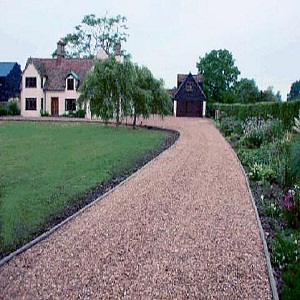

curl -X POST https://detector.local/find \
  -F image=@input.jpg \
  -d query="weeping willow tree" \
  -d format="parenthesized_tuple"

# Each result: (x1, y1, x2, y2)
(79, 57, 172, 128)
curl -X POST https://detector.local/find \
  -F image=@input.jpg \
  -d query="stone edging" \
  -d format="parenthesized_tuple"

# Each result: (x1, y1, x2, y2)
(224, 135, 279, 300)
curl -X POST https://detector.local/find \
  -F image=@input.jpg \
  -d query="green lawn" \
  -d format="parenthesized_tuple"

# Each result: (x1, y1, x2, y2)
(0, 121, 169, 256)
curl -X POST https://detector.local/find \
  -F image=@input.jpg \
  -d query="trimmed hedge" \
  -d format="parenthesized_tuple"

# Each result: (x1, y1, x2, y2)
(211, 100, 300, 128)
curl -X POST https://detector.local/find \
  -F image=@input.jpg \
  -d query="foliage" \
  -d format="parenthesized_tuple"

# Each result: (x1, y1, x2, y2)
(288, 79, 300, 101)
(196, 49, 240, 103)
(272, 230, 299, 270)
(292, 109, 300, 134)
(231, 78, 260, 103)
(215, 116, 243, 137)
(79, 57, 172, 127)
(242, 117, 284, 148)
(261, 86, 282, 102)
(281, 186, 300, 228)
(248, 162, 276, 183)
(0, 122, 169, 256)
(288, 134, 300, 183)
(40, 111, 50, 117)
(6, 100, 20, 116)
(0, 105, 7, 116)
(52, 13, 129, 58)
(75, 109, 86, 118)
(79, 57, 122, 124)
(215, 106, 300, 298)
(211, 100, 300, 129)
(282, 260, 300, 300)
(260, 195, 281, 219)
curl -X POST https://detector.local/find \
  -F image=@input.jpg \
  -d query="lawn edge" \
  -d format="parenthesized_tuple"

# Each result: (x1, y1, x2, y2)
(0, 120, 180, 267)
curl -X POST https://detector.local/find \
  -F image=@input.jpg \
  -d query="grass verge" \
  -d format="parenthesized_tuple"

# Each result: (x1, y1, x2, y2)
(0, 121, 177, 258)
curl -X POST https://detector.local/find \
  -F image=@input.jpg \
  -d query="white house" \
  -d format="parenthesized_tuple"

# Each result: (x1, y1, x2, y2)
(21, 40, 95, 118)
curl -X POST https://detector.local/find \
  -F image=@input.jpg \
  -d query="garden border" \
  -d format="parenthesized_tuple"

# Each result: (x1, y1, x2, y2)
(0, 118, 180, 267)
(224, 136, 279, 300)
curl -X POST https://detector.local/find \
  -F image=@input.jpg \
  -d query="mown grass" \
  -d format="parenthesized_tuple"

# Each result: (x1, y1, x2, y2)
(0, 121, 169, 256)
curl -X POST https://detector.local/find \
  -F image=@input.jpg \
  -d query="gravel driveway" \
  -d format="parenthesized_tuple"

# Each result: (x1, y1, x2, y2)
(0, 116, 271, 299)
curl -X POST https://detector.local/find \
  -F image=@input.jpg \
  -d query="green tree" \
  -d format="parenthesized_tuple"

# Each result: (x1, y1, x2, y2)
(288, 79, 300, 101)
(79, 57, 119, 124)
(53, 14, 128, 58)
(79, 58, 172, 128)
(196, 49, 240, 103)
(232, 78, 260, 103)
(261, 86, 282, 102)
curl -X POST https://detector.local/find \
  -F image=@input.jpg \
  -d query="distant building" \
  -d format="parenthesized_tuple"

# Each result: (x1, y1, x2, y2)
(0, 62, 22, 102)
(172, 73, 207, 117)
(21, 40, 94, 117)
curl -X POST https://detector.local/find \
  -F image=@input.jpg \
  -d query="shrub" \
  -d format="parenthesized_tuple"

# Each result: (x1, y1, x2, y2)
(281, 185, 300, 228)
(216, 116, 243, 137)
(211, 100, 300, 129)
(6, 101, 20, 116)
(272, 230, 299, 270)
(289, 134, 300, 183)
(75, 109, 85, 118)
(242, 117, 284, 148)
(248, 162, 276, 183)
(282, 260, 300, 300)
(0, 105, 7, 116)
(40, 111, 50, 117)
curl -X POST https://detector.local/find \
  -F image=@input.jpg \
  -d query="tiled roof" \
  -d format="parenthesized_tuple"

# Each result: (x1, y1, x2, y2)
(177, 74, 204, 86)
(173, 73, 206, 101)
(0, 62, 17, 77)
(25, 58, 94, 91)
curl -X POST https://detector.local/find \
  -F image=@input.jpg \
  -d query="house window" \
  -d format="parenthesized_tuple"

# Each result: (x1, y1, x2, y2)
(25, 98, 37, 110)
(186, 82, 193, 92)
(41, 98, 44, 111)
(25, 77, 37, 88)
(65, 99, 76, 111)
(67, 78, 74, 90)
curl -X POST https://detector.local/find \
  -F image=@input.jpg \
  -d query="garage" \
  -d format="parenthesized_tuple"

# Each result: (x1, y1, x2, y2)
(173, 73, 207, 117)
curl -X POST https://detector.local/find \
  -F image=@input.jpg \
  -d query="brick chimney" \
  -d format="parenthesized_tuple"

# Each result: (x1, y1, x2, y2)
(114, 41, 121, 62)
(56, 39, 66, 65)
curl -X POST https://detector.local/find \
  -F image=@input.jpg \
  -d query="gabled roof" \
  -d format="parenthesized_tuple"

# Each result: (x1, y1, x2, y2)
(173, 72, 206, 101)
(24, 58, 94, 91)
(177, 73, 204, 87)
(0, 62, 18, 77)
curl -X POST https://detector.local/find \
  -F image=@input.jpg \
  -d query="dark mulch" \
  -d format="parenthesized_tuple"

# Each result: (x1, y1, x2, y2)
(0, 126, 180, 260)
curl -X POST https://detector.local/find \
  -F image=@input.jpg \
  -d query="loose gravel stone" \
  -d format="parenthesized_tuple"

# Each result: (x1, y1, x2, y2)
(0, 116, 272, 299)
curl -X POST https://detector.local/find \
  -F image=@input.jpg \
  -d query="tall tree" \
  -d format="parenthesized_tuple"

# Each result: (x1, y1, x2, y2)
(196, 49, 240, 102)
(53, 14, 128, 58)
(260, 86, 282, 102)
(79, 58, 172, 128)
(79, 57, 120, 124)
(288, 79, 300, 101)
(231, 78, 260, 103)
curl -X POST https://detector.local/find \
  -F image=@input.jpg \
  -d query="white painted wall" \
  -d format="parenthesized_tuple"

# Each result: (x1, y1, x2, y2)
(173, 100, 177, 116)
(202, 101, 206, 117)
(21, 63, 44, 117)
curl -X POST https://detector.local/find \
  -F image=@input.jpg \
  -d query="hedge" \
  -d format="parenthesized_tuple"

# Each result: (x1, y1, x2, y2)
(210, 100, 300, 128)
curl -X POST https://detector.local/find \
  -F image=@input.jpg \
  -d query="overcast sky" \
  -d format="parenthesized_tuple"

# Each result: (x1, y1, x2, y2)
(1, 0, 300, 100)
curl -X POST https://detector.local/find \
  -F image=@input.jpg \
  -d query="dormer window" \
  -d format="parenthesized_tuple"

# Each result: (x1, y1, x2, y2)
(25, 77, 37, 88)
(67, 77, 74, 90)
(186, 81, 193, 92)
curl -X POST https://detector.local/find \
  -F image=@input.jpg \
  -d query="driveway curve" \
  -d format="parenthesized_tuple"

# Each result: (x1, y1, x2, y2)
(0, 116, 271, 299)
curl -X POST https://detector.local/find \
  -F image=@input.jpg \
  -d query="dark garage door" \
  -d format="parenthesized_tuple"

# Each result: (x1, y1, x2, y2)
(177, 100, 202, 117)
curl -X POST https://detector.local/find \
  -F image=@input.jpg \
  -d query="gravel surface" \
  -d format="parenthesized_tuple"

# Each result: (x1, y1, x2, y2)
(0, 116, 272, 299)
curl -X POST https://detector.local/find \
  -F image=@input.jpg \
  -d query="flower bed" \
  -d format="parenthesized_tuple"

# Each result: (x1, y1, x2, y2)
(216, 113, 300, 299)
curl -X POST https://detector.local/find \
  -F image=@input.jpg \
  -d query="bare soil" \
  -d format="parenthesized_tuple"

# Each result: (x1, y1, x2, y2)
(0, 116, 272, 299)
